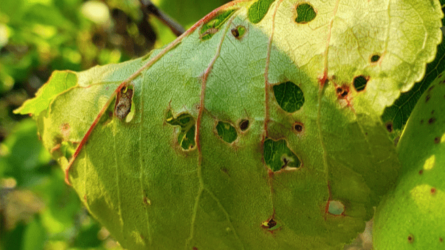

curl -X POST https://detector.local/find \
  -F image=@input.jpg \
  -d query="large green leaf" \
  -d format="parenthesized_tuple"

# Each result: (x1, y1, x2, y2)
(374, 71, 445, 250)
(16, 0, 443, 249)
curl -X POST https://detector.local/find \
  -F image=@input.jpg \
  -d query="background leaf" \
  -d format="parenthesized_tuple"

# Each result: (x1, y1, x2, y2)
(374, 71, 445, 250)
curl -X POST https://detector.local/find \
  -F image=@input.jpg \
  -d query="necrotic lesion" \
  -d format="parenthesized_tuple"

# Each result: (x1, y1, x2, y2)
(114, 87, 133, 120)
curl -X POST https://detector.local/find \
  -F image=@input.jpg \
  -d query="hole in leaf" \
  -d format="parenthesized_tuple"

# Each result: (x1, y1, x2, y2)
(231, 25, 246, 39)
(328, 200, 345, 215)
(115, 86, 134, 120)
(216, 121, 237, 144)
(336, 86, 349, 98)
(200, 9, 236, 40)
(166, 110, 196, 150)
(370, 54, 381, 63)
(248, 0, 276, 24)
(273, 81, 304, 113)
(293, 122, 304, 133)
(263, 138, 301, 171)
(261, 218, 280, 231)
(295, 3, 316, 24)
(353, 76, 368, 92)
(239, 119, 250, 131)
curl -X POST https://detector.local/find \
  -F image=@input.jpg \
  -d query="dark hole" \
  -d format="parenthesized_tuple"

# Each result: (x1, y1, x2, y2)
(431, 188, 437, 194)
(268, 219, 277, 228)
(294, 123, 303, 132)
(239, 119, 250, 131)
(231, 28, 239, 37)
(435, 137, 440, 144)
(336, 87, 343, 94)
(386, 123, 393, 132)
(336, 86, 348, 97)
(353, 75, 368, 92)
(371, 54, 381, 63)
(408, 235, 414, 243)
(419, 169, 423, 175)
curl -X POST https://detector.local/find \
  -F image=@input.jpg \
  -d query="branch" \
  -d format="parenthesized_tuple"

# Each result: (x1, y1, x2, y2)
(139, 0, 185, 37)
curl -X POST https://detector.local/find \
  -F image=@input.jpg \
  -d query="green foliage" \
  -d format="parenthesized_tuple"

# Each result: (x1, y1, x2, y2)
(272, 81, 304, 113)
(295, 3, 316, 24)
(3, 0, 445, 249)
(374, 71, 445, 250)
(216, 121, 237, 144)
(248, 0, 276, 24)
(16, 0, 445, 249)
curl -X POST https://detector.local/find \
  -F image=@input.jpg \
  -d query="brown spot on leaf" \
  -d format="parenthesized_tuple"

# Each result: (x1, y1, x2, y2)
(231, 28, 239, 38)
(239, 119, 250, 131)
(435, 137, 440, 144)
(426, 95, 431, 102)
(427, 86, 435, 92)
(429, 118, 436, 124)
(193, 247, 198, 250)
(262, 218, 277, 230)
(420, 119, 424, 124)
(386, 123, 393, 133)
(336, 85, 349, 98)
(84, 194, 87, 203)
(440, 237, 443, 242)
(419, 169, 423, 175)
(293, 122, 304, 133)
(408, 234, 414, 243)
(431, 188, 437, 195)
(114, 87, 134, 120)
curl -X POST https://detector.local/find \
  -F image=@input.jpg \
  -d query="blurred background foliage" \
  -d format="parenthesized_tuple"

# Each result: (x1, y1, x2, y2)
(0, 0, 228, 249)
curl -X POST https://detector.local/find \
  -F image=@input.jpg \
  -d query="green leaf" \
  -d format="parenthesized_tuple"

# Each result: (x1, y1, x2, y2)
(14, 71, 77, 116)
(248, 0, 276, 23)
(295, 3, 316, 24)
(374, 71, 445, 250)
(0, 119, 51, 187)
(18, 0, 444, 249)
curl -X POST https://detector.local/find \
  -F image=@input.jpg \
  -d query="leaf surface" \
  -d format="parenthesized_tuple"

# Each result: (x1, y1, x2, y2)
(374, 70, 445, 250)
(17, 0, 444, 249)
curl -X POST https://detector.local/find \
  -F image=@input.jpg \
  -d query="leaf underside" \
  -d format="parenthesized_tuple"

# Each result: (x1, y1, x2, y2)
(17, 0, 444, 249)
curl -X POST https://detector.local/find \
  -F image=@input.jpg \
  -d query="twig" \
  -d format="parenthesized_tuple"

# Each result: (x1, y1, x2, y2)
(139, 0, 185, 37)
